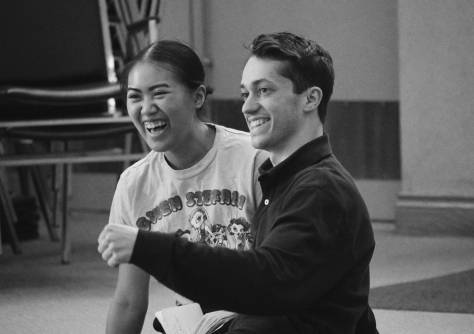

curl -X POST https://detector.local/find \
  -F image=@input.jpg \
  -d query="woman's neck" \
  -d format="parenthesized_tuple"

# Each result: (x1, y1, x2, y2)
(165, 122, 216, 170)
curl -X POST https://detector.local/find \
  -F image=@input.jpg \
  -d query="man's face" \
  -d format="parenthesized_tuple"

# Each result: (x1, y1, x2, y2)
(240, 56, 306, 163)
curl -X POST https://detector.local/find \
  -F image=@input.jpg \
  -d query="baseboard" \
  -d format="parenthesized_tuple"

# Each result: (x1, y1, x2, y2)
(355, 180, 400, 222)
(395, 195, 474, 236)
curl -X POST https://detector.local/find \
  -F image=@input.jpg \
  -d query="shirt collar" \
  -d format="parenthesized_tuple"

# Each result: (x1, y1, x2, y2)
(258, 133, 333, 184)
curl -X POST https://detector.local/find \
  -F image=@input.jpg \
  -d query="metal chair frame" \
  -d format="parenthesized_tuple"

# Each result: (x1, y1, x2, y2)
(0, 0, 152, 262)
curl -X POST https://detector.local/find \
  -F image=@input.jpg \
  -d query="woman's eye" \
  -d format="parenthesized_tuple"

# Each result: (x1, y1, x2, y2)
(241, 92, 249, 100)
(259, 88, 269, 94)
(127, 94, 139, 100)
(154, 91, 166, 97)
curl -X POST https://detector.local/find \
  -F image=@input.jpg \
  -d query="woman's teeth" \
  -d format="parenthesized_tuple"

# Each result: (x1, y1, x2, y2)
(144, 121, 167, 133)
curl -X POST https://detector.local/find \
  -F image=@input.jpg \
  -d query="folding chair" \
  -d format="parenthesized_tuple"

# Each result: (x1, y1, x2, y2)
(0, 0, 151, 263)
(111, 0, 161, 62)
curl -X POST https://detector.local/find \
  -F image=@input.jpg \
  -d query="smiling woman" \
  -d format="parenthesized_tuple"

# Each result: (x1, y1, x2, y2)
(103, 40, 267, 334)
(120, 41, 213, 169)
(125, 61, 209, 169)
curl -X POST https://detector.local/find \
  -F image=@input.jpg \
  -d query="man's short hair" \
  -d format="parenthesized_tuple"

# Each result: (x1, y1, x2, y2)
(247, 32, 335, 124)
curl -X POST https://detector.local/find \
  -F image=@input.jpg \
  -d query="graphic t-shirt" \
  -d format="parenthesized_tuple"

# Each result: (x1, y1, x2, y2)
(109, 124, 266, 304)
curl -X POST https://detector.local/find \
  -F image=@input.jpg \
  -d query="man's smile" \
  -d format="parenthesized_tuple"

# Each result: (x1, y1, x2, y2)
(248, 117, 270, 130)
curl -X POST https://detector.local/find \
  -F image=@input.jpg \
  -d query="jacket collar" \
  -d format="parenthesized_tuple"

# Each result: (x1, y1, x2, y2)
(258, 133, 333, 184)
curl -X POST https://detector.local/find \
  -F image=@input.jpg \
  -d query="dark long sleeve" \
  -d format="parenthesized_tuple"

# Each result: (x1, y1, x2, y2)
(131, 185, 373, 316)
(130, 134, 378, 333)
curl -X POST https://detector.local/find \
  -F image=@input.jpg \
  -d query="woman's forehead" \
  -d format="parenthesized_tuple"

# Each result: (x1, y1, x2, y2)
(128, 61, 182, 86)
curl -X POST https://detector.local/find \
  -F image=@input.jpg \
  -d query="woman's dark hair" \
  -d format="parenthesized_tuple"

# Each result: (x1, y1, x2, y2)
(247, 32, 334, 124)
(120, 40, 212, 109)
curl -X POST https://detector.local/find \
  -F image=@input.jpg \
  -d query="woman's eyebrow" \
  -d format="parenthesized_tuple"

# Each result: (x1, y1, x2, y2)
(148, 83, 170, 91)
(127, 83, 170, 92)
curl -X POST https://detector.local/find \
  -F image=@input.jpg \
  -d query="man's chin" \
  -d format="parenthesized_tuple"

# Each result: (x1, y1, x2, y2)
(250, 136, 268, 150)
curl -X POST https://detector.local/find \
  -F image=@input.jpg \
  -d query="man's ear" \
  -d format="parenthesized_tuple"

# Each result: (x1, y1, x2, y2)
(303, 86, 323, 113)
(194, 85, 207, 109)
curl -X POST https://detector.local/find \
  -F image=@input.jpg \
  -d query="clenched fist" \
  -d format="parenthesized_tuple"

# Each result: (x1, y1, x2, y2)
(98, 224, 139, 267)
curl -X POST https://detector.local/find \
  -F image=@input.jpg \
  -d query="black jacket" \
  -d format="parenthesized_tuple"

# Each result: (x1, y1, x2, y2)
(131, 134, 378, 333)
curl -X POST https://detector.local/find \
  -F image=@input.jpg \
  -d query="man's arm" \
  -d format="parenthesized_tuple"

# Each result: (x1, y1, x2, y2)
(106, 264, 150, 334)
(98, 187, 373, 317)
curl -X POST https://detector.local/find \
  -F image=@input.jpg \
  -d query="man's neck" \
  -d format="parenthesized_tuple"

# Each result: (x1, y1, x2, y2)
(269, 126, 324, 166)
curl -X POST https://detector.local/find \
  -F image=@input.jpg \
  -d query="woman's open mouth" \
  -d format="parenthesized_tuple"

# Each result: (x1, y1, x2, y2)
(144, 121, 167, 134)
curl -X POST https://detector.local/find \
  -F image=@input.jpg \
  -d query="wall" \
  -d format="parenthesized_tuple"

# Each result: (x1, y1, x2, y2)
(155, 0, 190, 43)
(398, 0, 474, 198)
(207, 0, 398, 100)
(396, 0, 474, 235)
(157, 0, 399, 99)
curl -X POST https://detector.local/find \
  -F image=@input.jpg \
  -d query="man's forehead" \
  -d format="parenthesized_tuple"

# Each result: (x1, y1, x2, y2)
(241, 57, 285, 87)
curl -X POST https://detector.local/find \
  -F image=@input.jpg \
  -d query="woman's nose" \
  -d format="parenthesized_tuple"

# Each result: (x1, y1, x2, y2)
(141, 98, 158, 115)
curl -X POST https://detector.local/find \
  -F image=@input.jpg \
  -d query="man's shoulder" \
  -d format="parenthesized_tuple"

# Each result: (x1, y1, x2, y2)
(291, 156, 372, 240)
(293, 155, 360, 202)
(297, 154, 348, 180)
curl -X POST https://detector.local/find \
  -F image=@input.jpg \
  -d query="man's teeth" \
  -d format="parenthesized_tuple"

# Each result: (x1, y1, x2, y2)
(144, 121, 167, 130)
(249, 119, 269, 128)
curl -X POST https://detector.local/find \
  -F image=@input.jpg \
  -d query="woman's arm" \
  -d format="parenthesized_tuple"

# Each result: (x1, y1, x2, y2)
(106, 264, 150, 334)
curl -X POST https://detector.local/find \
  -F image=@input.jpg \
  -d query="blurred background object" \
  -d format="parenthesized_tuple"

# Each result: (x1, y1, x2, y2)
(0, 0, 161, 262)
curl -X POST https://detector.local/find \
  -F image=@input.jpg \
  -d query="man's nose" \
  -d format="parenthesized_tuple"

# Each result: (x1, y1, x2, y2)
(242, 95, 259, 115)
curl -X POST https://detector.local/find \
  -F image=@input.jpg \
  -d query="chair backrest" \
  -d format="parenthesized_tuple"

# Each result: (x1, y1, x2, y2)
(0, 0, 117, 120)
(0, 0, 116, 87)
(111, 0, 160, 63)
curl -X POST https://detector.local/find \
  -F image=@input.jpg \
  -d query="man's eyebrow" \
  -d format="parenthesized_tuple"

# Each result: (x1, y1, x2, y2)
(240, 79, 271, 89)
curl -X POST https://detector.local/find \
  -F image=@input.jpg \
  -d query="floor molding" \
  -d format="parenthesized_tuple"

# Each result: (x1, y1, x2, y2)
(395, 195, 474, 236)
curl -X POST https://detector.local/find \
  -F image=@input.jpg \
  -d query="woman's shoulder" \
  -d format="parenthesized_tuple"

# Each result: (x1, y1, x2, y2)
(119, 150, 161, 181)
(212, 123, 268, 163)
(215, 123, 249, 136)
(212, 123, 252, 147)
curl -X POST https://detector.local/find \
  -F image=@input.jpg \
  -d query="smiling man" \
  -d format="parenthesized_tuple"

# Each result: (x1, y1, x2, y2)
(99, 32, 378, 334)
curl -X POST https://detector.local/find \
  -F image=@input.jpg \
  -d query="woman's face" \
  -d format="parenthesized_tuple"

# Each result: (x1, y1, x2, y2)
(126, 61, 198, 153)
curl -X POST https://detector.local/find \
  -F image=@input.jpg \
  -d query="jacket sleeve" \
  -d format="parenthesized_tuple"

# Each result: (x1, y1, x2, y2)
(130, 185, 370, 316)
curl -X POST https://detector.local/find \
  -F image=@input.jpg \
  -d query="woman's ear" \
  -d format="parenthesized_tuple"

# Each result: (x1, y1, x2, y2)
(194, 85, 207, 109)
(303, 86, 323, 113)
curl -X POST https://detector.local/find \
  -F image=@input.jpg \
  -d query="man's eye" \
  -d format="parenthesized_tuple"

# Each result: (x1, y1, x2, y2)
(259, 88, 269, 94)
(241, 92, 249, 100)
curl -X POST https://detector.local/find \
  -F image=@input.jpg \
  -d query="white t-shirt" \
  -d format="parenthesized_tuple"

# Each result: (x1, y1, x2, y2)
(109, 123, 266, 251)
